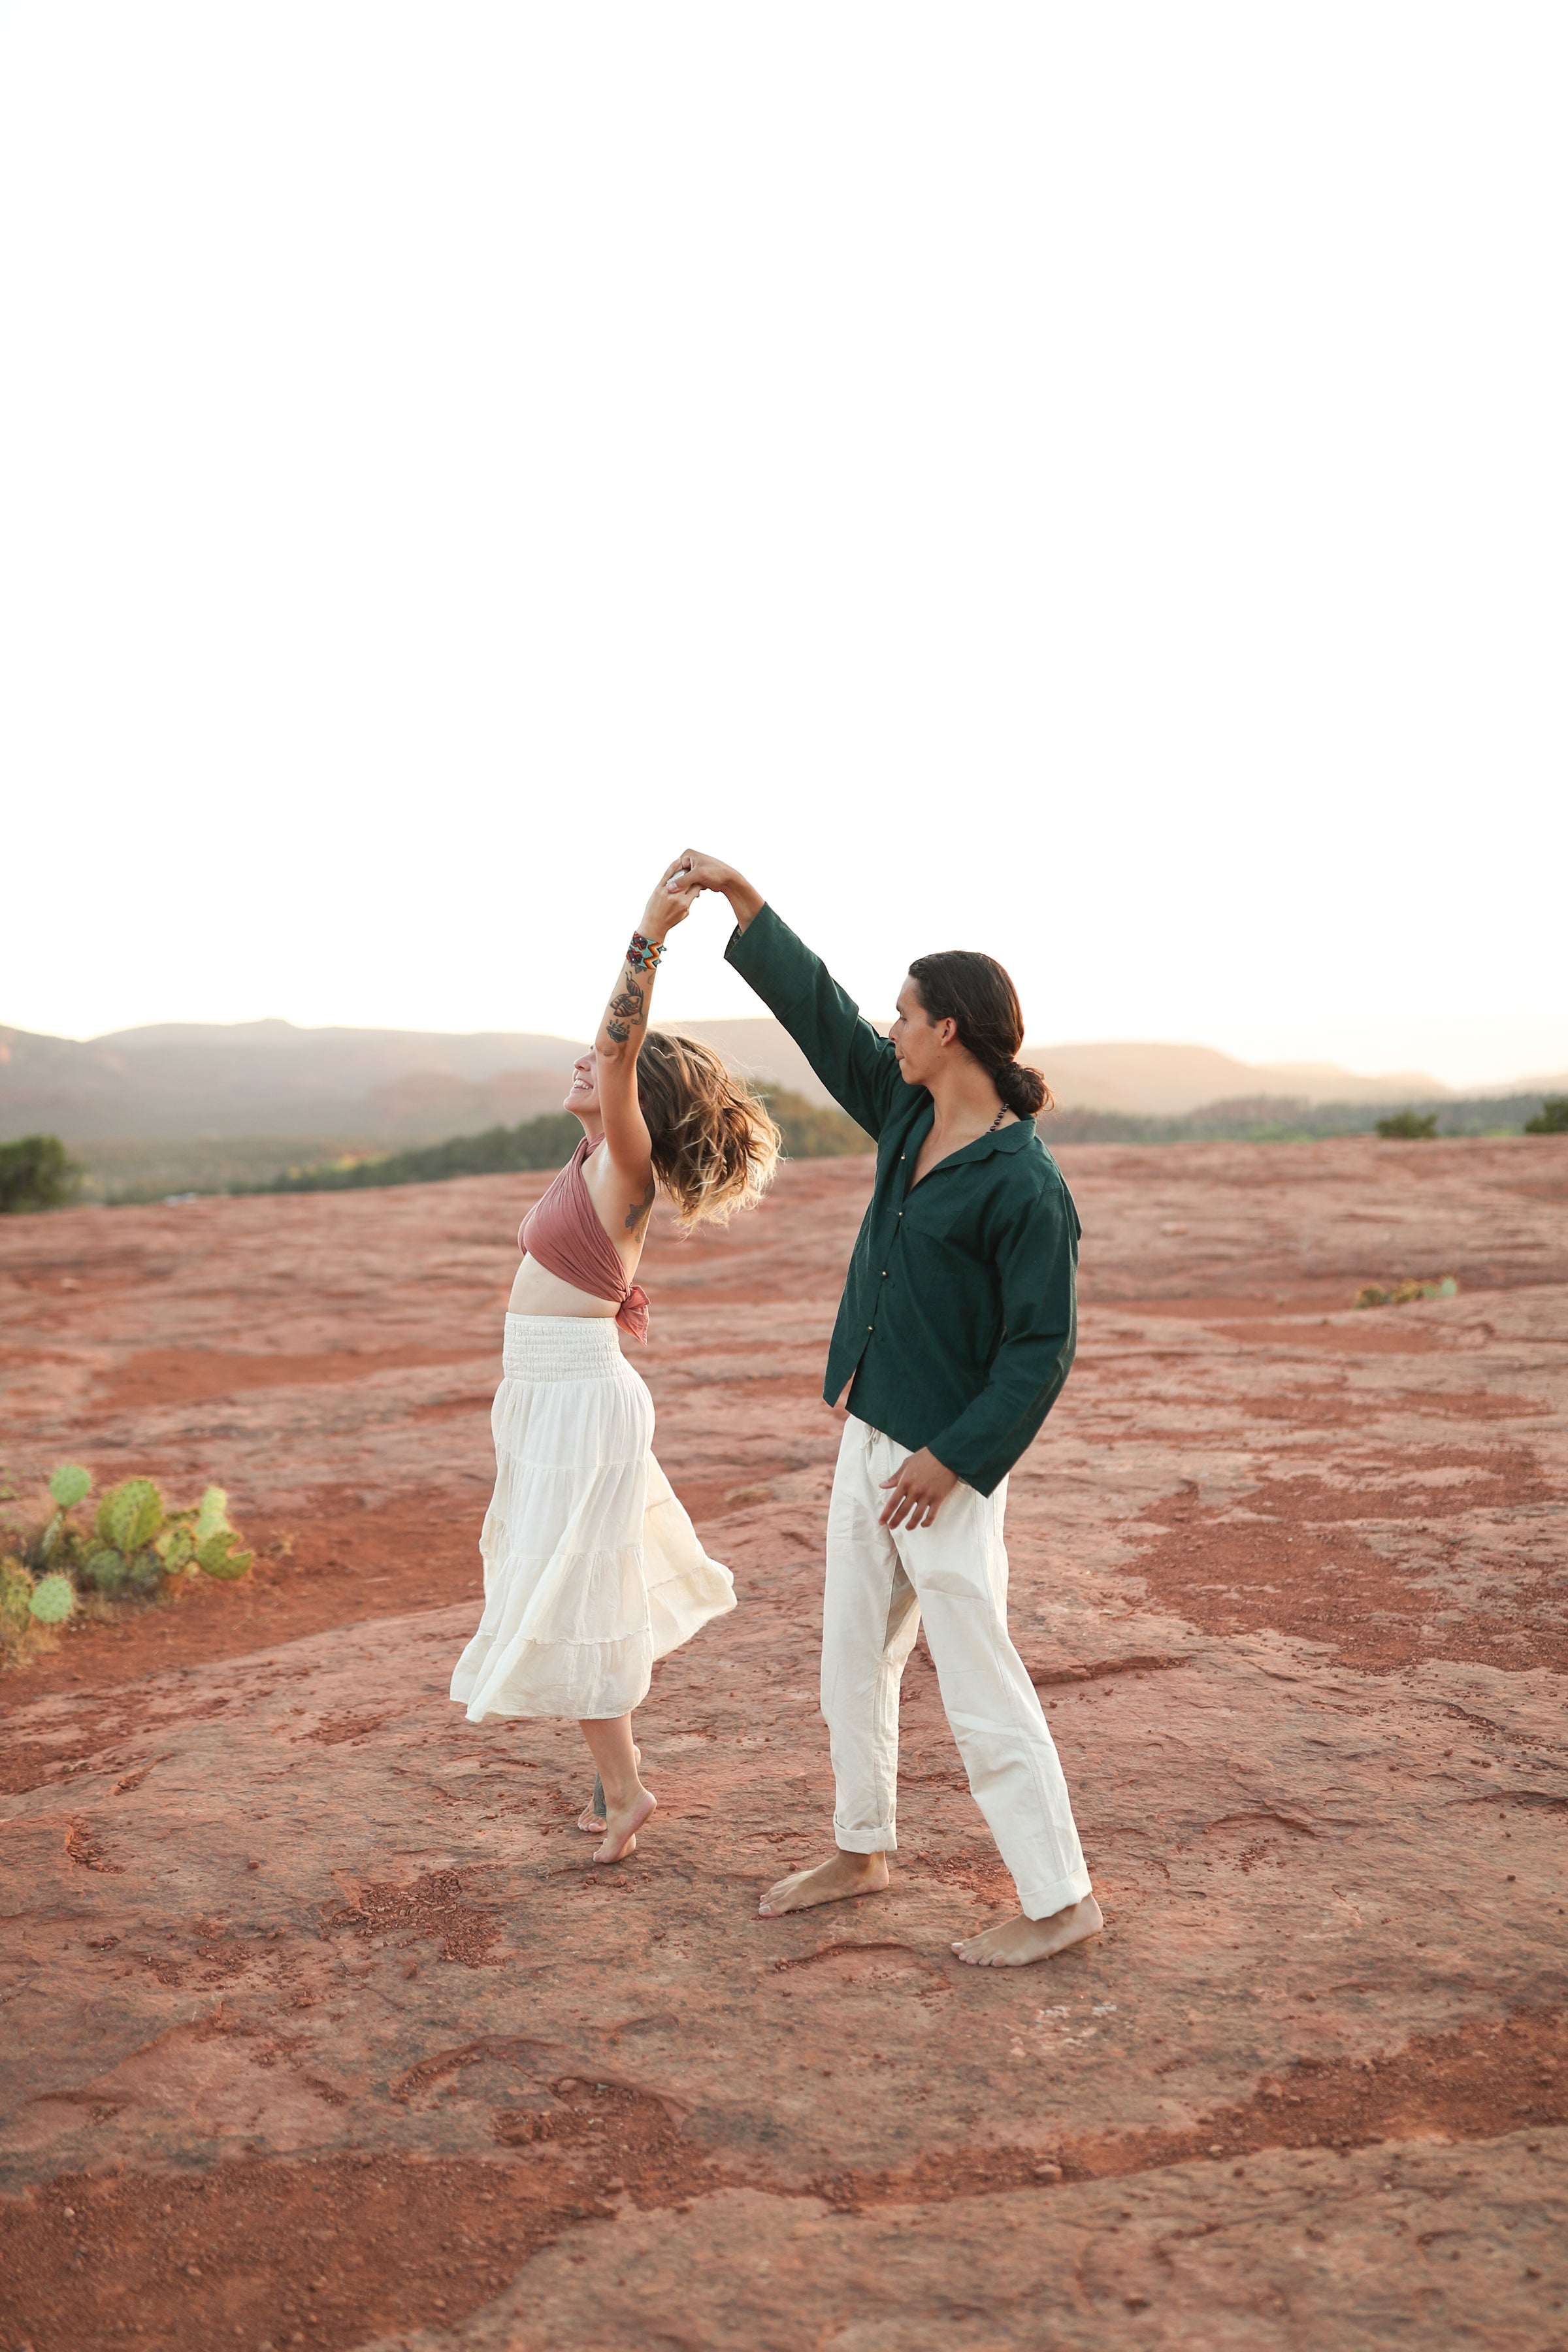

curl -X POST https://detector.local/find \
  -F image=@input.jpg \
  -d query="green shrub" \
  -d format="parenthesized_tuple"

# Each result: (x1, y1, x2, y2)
(1524, 1094, 1568, 1135)
(0, 1558, 35, 1632)
(1355, 1275, 1458, 1309)
(257, 1114, 583, 1194)
(235, 1085, 875, 1196)
(0, 1135, 82, 1214)
(1375, 1109, 1439, 1141)
(762, 1088, 874, 1159)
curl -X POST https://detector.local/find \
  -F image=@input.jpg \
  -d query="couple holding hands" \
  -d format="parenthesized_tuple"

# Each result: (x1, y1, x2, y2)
(449, 853, 1100, 1968)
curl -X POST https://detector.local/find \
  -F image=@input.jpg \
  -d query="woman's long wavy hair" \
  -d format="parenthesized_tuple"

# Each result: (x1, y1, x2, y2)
(635, 1030, 781, 1227)
(906, 951, 1054, 1119)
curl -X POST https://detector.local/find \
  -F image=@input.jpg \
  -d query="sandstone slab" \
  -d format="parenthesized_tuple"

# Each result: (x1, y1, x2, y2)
(2, 1141, 1565, 2349)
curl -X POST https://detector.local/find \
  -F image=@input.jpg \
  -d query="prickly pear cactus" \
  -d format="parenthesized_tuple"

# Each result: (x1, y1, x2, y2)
(84, 1549, 131, 1593)
(49, 1463, 91, 1511)
(97, 1477, 164, 1557)
(29, 1572, 76, 1625)
(157, 1527, 197, 1574)
(129, 1551, 164, 1596)
(196, 1529, 253, 1580)
(195, 1486, 231, 1544)
(1, 1558, 35, 1631)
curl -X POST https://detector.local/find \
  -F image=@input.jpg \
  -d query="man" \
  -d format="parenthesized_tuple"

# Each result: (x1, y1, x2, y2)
(670, 851, 1100, 1967)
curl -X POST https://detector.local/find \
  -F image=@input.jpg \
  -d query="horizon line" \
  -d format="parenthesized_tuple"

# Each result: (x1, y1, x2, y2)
(4, 1010, 1566, 1100)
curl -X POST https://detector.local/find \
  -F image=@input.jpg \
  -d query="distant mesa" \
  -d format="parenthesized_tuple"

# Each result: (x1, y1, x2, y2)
(2, 1015, 1564, 1152)
(0, 1019, 585, 1145)
(674, 1022, 1567, 1120)
(1020, 1041, 1455, 1119)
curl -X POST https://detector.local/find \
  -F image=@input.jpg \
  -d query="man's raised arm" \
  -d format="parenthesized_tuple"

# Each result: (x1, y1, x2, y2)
(668, 850, 904, 1140)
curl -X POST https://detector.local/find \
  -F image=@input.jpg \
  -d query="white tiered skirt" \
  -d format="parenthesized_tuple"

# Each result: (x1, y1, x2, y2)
(449, 1315, 735, 1722)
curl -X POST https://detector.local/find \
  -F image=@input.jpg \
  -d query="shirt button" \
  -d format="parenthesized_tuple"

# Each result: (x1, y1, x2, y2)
(868, 1324, 874, 1331)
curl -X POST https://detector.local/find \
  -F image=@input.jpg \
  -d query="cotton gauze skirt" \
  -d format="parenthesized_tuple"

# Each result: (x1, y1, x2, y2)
(449, 1315, 736, 1722)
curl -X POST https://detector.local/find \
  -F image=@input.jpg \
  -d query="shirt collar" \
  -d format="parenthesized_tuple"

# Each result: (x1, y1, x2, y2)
(969, 1114, 1037, 1161)
(903, 1106, 1037, 1177)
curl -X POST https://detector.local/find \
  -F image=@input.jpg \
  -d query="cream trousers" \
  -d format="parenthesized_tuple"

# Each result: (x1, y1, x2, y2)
(823, 1416, 1092, 1922)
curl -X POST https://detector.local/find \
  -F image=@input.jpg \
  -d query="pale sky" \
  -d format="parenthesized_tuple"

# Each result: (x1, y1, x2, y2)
(3, 5, 1565, 1088)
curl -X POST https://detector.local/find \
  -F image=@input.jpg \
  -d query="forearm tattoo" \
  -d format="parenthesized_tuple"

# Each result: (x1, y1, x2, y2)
(625, 1178, 656, 1233)
(602, 963, 647, 1049)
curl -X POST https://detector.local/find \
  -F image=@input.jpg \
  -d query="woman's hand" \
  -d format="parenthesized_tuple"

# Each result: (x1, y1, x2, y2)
(641, 858, 702, 944)
(662, 850, 764, 932)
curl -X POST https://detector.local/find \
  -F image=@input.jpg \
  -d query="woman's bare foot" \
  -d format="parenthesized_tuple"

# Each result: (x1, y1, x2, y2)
(580, 1748, 641, 1832)
(951, 1893, 1103, 1967)
(759, 1850, 889, 1917)
(595, 1787, 656, 1865)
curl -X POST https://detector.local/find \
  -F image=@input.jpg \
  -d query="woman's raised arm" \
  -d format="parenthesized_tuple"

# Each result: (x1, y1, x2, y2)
(592, 860, 702, 1183)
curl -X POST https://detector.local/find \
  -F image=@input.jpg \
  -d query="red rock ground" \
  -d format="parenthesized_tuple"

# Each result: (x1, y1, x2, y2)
(1, 1138, 1565, 2351)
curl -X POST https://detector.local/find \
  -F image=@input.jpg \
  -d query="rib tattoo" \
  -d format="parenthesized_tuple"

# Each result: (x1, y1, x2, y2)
(625, 1179, 656, 1233)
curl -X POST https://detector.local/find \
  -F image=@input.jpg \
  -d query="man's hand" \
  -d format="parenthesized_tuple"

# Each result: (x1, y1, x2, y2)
(879, 1447, 959, 1531)
(664, 849, 764, 932)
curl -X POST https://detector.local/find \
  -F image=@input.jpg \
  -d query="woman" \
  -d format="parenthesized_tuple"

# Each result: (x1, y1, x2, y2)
(449, 860, 779, 1863)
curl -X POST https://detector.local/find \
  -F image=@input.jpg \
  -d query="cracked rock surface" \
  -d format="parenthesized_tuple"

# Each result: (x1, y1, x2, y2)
(1, 1138, 1565, 2349)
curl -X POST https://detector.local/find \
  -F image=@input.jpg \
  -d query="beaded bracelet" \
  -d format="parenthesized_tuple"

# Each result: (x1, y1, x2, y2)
(626, 930, 666, 973)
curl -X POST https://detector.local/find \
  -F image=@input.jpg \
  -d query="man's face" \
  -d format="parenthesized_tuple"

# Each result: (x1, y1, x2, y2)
(890, 977, 953, 1088)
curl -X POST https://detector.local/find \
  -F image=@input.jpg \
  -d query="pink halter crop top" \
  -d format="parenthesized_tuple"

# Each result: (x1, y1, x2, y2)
(518, 1138, 651, 1341)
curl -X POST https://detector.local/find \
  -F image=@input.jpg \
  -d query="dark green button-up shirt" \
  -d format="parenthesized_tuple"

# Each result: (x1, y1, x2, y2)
(726, 904, 1081, 1496)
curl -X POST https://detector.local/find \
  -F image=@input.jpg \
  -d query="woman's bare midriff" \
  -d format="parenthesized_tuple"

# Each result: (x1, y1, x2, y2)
(507, 1254, 622, 1318)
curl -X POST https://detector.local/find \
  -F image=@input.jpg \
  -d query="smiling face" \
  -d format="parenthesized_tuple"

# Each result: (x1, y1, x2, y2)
(890, 975, 956, 1089)
(564, 1050, 602, 1125)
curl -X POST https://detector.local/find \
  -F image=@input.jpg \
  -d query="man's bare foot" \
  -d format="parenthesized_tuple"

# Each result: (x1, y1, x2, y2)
(951, 1893, 1103, 1967)
(759, 1850, 890, 1917)
(595, 1788, 656, 1865)
(580, 1747, 641, 1833)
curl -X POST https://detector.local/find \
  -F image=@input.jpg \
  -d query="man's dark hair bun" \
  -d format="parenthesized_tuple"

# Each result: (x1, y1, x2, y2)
(996, 1060, 1049, 1118)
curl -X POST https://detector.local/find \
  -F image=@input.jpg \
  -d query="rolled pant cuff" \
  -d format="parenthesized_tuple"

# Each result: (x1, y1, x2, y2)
(1018, 1866, 1093, 1921)
(833, 1818, 896, 1855)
